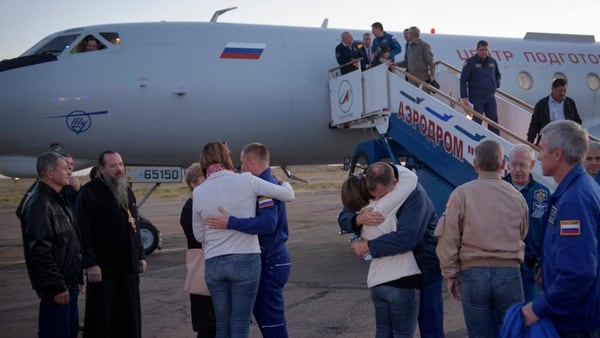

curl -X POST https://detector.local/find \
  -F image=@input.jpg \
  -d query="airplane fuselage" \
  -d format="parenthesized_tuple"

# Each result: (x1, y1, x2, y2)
(1, 22, 599, 177)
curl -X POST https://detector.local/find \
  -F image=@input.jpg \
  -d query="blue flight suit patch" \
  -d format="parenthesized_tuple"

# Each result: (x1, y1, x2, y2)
(533, 189, 548, 202)
(532, 202, 547, 219)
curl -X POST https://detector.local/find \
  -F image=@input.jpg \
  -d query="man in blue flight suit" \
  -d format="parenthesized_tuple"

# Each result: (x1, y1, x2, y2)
(460, 40, 501, 134)
(521, 121, 600, 337)
(335, 31, 362, 75)
(205, 143, 291, 338)
(504, 144, 550, 302)
(371, 22, 402, 62)
(338, 164, 444, 338)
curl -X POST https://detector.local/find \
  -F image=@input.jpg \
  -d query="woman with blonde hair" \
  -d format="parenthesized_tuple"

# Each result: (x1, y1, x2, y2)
(180, 163, 215, 337)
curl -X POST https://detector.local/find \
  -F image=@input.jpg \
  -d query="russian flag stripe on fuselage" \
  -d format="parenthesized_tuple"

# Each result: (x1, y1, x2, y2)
(220, 43, 266, 59)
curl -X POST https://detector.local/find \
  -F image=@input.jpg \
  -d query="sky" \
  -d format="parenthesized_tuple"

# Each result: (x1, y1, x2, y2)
(1, 0, 600, 60)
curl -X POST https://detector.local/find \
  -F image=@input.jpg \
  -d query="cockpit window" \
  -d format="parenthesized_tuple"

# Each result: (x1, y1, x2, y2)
(32, 34, 79, 57)
(100, 32, 120, 45)
(72, 34, 106, 54)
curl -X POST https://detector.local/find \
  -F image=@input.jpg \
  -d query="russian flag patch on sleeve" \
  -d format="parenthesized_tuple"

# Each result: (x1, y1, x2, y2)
(560, 220, 581, 236)
(258, 196, 274, 208)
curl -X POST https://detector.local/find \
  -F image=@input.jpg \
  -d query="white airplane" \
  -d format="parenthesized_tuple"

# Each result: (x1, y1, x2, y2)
(1, 14, 599, 178)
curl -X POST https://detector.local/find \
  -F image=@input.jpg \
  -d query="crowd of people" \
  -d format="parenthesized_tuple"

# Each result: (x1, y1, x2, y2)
(334, 23, 584, 143)
(12, 23, 600, 338)
(17, 143, 296, 338)
(335, 22, 403, 74)
(332, 21, 598, 327)
(339, 120, 600, 338)
(15, 129, 600, 338)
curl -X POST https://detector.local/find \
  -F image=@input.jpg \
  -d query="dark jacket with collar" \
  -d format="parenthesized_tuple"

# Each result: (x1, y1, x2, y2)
(527, 96, 581, 145)
(504, 174, 550, 265)
(460, 54, 501, 98)
(532, 165, 600, 332)
(335, 42, 361, 75)
(19, 181, 82, 295)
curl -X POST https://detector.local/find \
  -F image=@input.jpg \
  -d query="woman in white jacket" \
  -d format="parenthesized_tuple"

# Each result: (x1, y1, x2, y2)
(341, 162, 420, 338)
(192, 142, 294, 338)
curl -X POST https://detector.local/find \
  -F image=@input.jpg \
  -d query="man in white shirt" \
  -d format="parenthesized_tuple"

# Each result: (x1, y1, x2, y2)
(527, 78, 582, 145)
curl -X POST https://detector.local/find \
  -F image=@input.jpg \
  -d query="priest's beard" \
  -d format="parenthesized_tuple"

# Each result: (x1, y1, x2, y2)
(102, 174, 129, 208)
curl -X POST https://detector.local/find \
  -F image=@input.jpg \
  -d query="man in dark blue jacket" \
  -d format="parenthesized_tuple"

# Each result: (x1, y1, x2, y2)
(460, 40, 501, 134)
(504, 144, 550, 302)
(205, 143, 291, 338)
(335, 31, 361, 75)
(338, 168, 444, 338)
(521, 121, 600, 336)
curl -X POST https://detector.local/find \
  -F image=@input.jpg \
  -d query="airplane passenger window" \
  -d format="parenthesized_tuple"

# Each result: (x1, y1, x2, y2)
(100, 32, 120, 45)
(517, 71, 533, 91)
(33, 34, 79, 56)
(552, 72, 567, 82)
(587, 73, 600, 91)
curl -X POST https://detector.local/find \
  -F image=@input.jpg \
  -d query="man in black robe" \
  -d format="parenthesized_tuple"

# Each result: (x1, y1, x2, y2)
(76, 150, 147, 338)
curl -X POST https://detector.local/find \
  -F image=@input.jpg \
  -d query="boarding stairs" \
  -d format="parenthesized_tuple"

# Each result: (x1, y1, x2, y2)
(328, 60, 555, 214)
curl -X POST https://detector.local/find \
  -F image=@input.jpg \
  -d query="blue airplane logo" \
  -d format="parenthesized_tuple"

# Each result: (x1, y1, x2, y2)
(48, 110, 108, 134)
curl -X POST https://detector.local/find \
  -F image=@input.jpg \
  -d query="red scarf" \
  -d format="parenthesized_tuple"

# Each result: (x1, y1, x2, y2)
(206, 163, 227, 177)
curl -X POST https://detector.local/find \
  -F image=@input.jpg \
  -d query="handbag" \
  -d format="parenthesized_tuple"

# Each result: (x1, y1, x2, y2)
(183, 248, 210, 296)
(427, 76, 441, 89)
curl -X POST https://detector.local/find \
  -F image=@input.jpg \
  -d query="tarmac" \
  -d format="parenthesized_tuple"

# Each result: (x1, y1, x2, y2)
(0, 183, 468, 337)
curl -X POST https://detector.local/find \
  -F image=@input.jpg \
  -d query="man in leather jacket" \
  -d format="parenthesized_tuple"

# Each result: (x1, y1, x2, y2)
(18, 152, 82, 338)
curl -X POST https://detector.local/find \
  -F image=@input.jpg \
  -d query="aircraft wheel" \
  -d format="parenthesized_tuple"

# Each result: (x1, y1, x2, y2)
(138, 217, 160, 255)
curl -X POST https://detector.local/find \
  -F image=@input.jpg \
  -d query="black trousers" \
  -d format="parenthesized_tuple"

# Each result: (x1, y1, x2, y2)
(190, 294, 216, 338)
(84, 273, 141, 338)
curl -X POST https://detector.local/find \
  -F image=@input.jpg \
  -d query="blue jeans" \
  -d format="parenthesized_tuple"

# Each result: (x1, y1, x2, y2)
(419, 275, 445, 338)
(370, 285, 419, 338)
(460, 267, 523, 338)
(36, 288, 79, 338)
(254, 251, 290, 338)
(205, 253, 261, 338)
(521, 262, 538, 302)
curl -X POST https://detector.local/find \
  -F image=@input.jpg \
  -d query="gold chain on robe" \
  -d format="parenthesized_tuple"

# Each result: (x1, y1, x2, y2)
(125, 208, 137, 233)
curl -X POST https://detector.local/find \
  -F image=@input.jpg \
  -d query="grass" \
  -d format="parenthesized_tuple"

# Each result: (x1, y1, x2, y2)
(0, 165, 349, 207)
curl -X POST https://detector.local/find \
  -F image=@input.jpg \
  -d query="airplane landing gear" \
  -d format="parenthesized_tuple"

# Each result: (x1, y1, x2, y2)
(138, 216, 160, 255)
